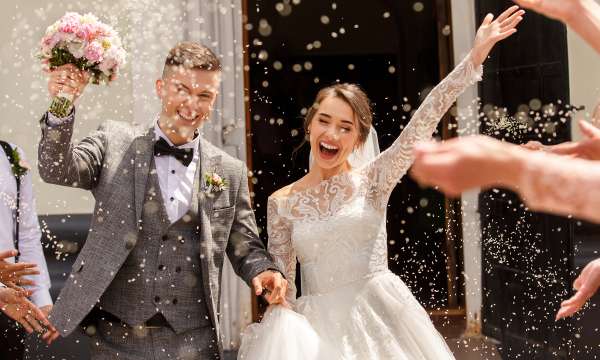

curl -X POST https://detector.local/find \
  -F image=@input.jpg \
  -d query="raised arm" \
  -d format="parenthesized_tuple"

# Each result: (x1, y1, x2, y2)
(39, 64, 103, 189)
(411, 135, 600, 224)
(38, 113, 107, 190)
(364, 6, 523, 206)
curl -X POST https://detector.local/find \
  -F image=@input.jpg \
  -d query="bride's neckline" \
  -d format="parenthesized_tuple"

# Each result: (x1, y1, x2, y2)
(276, 168, 354, 202)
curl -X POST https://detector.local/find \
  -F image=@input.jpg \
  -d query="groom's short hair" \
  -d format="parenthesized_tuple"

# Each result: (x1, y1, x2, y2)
(163, 42, 221, 77)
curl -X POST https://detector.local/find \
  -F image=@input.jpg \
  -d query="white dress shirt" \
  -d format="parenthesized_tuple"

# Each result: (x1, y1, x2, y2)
(153, 121, 200, 223)
(0, 145, 52, 307)
(48, 111, 199, 221)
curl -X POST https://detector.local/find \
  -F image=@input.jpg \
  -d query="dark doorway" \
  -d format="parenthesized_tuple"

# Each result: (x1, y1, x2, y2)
(474, 0, 591, 358)
(245, 0, 462, 311)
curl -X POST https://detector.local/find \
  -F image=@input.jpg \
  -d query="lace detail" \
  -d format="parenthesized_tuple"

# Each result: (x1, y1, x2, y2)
(519, 152, 600, 223)
(267, 54, 483, 303)
(363, 55, 483, 211)
(267, 197, 298, 305)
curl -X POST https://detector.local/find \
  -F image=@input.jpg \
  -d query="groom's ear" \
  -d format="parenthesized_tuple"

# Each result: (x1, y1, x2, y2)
(155, 79, 164, 99)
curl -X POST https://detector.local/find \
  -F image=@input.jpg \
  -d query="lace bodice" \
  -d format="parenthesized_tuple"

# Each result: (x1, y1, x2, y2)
(268, 55, 483, 305)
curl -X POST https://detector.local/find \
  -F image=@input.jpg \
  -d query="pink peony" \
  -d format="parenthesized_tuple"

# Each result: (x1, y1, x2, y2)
(75, 23, 94, 41)
(84, 41, 104, 63)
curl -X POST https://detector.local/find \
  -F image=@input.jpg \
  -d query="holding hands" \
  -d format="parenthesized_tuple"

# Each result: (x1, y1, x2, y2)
(252, 270, 289, 307)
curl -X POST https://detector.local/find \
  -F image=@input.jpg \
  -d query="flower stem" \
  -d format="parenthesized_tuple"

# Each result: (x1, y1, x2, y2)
(48, 94, 73, 118)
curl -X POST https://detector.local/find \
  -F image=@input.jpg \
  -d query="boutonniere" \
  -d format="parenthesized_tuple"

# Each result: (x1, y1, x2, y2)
(204, 172, 227, 193)
(10, 148, 29, 177)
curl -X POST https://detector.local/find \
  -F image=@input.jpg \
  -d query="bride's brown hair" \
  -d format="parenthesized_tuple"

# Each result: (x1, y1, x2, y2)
(304, 83, 373, 146)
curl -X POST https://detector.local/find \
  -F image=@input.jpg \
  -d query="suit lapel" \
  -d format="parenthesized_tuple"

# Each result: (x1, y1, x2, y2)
(134, 127, 155, 225)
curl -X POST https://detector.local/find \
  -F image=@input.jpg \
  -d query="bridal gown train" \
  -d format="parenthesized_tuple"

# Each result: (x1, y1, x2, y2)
(239, 55, 483, 360)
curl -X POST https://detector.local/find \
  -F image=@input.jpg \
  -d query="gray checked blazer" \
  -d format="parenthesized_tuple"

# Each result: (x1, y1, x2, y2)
(38, 112, 277, 355)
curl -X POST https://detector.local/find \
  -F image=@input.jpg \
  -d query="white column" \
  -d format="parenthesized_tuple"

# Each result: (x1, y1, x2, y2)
(451, 0, 482, 336)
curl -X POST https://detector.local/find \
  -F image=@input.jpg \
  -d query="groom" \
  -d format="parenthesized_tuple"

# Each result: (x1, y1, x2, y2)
(38, 42, 287, 359)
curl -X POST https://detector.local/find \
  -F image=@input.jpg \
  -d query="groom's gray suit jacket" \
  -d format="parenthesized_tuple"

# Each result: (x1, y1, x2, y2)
(38, 112, 277, 355)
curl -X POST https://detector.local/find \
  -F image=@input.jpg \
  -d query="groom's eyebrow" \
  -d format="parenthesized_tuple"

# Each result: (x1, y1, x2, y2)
(173, 81, 190, 90)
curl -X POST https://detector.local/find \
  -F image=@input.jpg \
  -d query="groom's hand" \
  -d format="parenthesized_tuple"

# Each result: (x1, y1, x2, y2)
(252, 270, 288, 305)
(47, 64, 90, 103)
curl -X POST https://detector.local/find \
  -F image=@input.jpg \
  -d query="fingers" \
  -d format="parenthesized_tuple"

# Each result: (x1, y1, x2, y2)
(579, 120, 600, 139)
(555, 288, 591, 320)
(546, 142, 581, 156)
(0, 249, 18, 261)
(251, 277, 263, 296)
(512, 0, 540, 12)
(43, 329, 61, 345)
(500, 9, 526, 28)
(24, 312, 44, 333)
(500, 12, 524, 33)
(268, 276, 282, 304)
(482, 13, 495, 26)
(496, 28, 518, 42)
(496, 5, 521, 23)
(522, 141, 545, 151)
(16, 316, 34, 334)
(15, 278, 36, 287)
(269, 275, 288, 305)
(48, 65, 88, 99)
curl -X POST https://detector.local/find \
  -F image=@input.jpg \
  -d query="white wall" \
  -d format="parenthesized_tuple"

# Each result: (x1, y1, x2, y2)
(567, 0, 600, 140)
(0, 0, 186, 215)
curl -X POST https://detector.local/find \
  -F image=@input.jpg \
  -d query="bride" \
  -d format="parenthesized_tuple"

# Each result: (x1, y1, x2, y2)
(240, 6, 524, 360)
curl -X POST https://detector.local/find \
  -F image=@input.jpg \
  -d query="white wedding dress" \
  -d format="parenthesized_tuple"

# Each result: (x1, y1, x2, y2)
(239, 55, 482, 360)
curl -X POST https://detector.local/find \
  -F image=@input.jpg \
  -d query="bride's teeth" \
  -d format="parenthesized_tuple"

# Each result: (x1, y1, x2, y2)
(320, 142, 338, 150)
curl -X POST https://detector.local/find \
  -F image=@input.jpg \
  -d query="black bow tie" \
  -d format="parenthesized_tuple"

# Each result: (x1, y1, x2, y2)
(154, 137, 194, 166)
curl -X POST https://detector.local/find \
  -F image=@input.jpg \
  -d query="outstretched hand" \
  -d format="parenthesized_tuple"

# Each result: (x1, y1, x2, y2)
(471, 5, 525, 66)
(556, 258, 600, 320)
(0, 287, 58, 342)
(251, 270, 289, 306)
(411, 136, 523, 197)
(523, 120, 600, 160)
(0, 249, 39, 289)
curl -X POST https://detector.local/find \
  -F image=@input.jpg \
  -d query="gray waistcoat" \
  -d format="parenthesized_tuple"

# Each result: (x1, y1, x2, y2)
(99, 160, 211, 333)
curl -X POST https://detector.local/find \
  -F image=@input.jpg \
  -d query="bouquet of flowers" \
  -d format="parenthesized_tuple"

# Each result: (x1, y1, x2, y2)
(38, 12, 127, 117)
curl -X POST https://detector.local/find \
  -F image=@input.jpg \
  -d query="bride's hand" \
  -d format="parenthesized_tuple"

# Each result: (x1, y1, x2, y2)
(470, 5, 525, 66)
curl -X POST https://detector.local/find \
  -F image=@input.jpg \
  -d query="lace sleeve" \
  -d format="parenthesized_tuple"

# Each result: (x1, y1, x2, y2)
(364, 54, 483, 209)
(518, 152, 600, 223)
(266, 196, 297, 306)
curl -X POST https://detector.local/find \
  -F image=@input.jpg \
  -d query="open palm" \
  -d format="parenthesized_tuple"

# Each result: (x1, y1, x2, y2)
(471, 5, 525, 66)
